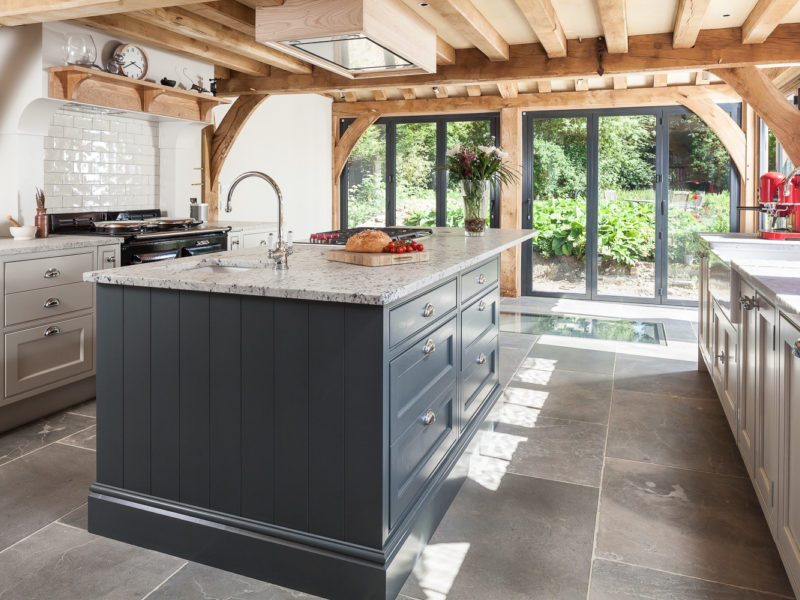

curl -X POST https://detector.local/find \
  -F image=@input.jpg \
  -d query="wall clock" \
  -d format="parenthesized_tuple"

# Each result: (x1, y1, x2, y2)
(111, 44, 148, 80)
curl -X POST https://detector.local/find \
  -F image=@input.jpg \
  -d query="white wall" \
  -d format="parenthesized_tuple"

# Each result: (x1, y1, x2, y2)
(216, 95, 333, 239)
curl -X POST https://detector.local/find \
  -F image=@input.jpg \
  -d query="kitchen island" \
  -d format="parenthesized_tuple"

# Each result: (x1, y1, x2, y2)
(84, 227, 534, 600)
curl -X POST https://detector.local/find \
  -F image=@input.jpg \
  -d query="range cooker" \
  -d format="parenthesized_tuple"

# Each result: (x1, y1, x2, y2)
(49, 209, 232, 266)
(308, 227, 433, 244)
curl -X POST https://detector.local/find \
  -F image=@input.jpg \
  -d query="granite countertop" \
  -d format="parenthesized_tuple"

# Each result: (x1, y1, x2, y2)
(85, 228, 535, 305)
(0, 234, 123, 257)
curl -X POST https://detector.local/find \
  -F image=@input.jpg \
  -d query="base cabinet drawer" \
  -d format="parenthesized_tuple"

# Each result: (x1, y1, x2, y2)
(5, 314, 93, 397)
(389, 280, 457, 347)
(5, 282, 93, 326)
(5, 252, 94, 294)
(462, 331, 499, 426)
(462, 287, 499, 357)
(461, 258, 499, 302)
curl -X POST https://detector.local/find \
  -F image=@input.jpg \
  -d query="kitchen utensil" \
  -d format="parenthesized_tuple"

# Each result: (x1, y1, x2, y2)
(7, 216, 21, 227)
(189, 203, 208, 223)
(9, 226, 37, 241)
(326, 249, 429, 267)
(161, 78, 177, 87)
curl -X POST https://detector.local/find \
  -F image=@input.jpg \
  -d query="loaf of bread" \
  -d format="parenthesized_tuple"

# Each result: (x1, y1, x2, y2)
(345, 229, 392, 253)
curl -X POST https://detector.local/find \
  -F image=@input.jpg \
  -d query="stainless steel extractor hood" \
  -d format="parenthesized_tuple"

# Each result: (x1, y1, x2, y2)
(255, 0, 437, 79)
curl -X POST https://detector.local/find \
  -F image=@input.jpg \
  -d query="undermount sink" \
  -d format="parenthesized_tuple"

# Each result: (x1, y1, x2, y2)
(167, 257, 269, 275)
(190, 265, 254, 274)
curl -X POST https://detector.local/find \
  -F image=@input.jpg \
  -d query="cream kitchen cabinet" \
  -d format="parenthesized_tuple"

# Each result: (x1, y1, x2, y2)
(228, 231, 243, 251)
(711, 300, 738, 434)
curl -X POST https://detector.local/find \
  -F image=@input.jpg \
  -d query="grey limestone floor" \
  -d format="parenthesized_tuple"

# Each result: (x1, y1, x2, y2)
(0, 297, 794, 599)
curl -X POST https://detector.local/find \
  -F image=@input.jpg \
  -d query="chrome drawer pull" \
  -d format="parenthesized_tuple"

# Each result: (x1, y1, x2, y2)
(477, 353, 487, 365)
(477, 273, 486, 284)
(44, 268, 60, 279)
(716, 351, 727, 365)
(421, 410, 436, 427)
(43, 298, 61, 309)
(43, 326, 60, 337)
(105, 255, 116, 265)
(423, 339, 436, 355)
(793, 340, 800, 359)
(478, 300, 487, 312)
(422, 303, 435, 318)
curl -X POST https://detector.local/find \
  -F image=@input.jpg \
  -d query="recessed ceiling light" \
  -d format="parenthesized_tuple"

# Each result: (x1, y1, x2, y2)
(419, 2, 429, 5)
(722, 13, 731, 17)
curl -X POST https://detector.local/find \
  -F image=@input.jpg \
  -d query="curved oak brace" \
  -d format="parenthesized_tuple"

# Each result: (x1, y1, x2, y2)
(676, 91, 746, 176)
(332, 111, 381, 181)
(52, 70, 91, 100)
(712, 66, 800, 167)
(202, 93, 269, 221)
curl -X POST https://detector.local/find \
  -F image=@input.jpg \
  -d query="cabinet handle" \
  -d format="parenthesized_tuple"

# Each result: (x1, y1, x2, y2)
(44, 268, 60, 279)
(477, 353, 487, 365)
(259, 240, 268, 246)
(423, 339, 436, 355)
(421, 409, 436, 427)
(477, 273, 486, 285)
(478, 300, 487, 312)
(231, 239, 240, 248)
(739, 295, 758, 311)
(793, 339, 800, 359)
(43, 298, 61, 309)
(422, 303, 435, 318)
(105, 255, 116, 265)
(43, 326, 60, 337)
(716, 350, 727, 365)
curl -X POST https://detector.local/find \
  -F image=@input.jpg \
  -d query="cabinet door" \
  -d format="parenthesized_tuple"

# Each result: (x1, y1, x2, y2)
(755, 303, 779, 530)
(713, 303, 738, 434)
(228, 232, 244, 251)
(97, 244, 120, 270)
(738, 281, 757, 477)
(778, 316, 800, 589)
(699, 255, 712, 359)
(243, 230, 275, 249)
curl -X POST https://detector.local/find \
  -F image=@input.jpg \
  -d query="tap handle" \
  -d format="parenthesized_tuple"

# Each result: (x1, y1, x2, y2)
(287, 230, 293, 246)
(267, 232, 274, 251)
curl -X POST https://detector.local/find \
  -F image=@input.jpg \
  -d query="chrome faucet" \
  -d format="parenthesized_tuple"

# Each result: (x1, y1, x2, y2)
(226, 171, 293, 270)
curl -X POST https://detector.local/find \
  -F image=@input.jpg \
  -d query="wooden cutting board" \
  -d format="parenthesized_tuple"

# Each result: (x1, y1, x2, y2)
(326, 249, 430, 267)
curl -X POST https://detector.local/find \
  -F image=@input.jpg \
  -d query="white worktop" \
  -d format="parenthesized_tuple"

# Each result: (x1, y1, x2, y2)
(0, 234, 122, 257)
(84, 228, 534, 305)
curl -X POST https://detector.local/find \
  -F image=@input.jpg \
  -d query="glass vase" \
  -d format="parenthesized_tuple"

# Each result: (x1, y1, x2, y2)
(461, 179, 489, 236)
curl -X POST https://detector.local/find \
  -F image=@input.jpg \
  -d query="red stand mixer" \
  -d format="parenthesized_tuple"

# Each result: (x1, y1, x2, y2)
(758, 169, 800, 240)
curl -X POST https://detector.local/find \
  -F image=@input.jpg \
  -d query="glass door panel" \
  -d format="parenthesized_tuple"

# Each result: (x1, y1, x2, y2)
(396, 122, 436, 226)
(530, 117, 589, 295)
(446, 120, 494, 227)
(667, 113, 731, 300)
(596, 115, 657, 298)
(345, 123, 386, 228)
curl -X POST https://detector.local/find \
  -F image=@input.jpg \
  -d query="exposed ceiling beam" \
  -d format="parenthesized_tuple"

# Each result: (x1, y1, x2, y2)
(218, 24, 800, 95)
(772, 65, 800, 94)
(513, 0, 567, 58)
(695, 70, 710, 84)
(433, 86, 449, 98)
(401, 88, 417, 100)
(373, 89, 388, 101)
(466, 84, 482, 97)
(597, 0, 628, 54)
(77, 13, 270, 76)
(575, 78, 588, 91)
(653, 73, 668, 87)
(537, 80, 551, 93)
(436, 37, 456, 65)
(613, 75, 627, 89)
(130, 6, 311, 73)
(742, 0, 800, 44)
(0, 0, 207, 25)
(497, 82, 519, 98)
(344, 91, 358, 102)
(672, 0, 711, 48)
(331, 83, 738, 116)
(235, 0, 283, 6)
(425, 0, 509, 61)
(182, 1, 254, 35)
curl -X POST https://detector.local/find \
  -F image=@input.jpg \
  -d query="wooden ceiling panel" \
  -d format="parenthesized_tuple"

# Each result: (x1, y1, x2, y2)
(702, 0, 758, 28)
(513, 0, 568, 57)
(597, 0, 628, 53)
(743, 0, 800, 43)
(551, 0, 602, 38)
(424, 0, 510, 60)
(0, 0, 208, 25)
(472, 0, 541, 44)
(400, 0, 473, 48)
(673, 0, 712, 48)
(624, 0, 677, 35)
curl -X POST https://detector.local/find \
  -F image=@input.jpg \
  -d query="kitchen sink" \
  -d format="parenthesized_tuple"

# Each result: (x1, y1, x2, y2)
(166, 257, 269, 275)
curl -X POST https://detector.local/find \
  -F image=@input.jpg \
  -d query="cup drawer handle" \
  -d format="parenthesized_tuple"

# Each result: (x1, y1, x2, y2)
(422, 303, 435, 318)
(423, 339, 436, 355)
(477, 353, 487, 365)
(44, 268, 60, 279)
(43, 298, 61, 309)
(477, 273, 486, 284)
(44, 326, 61, 337)
(478, 300, 487, 311)
(421, 409, 436, 427)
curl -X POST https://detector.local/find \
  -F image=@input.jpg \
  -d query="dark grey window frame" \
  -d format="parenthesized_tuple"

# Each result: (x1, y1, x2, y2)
(339, 113, 500, 228)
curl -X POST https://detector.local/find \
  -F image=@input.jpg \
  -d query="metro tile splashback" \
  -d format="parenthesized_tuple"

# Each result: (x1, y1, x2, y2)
(43, 109, 159, 213)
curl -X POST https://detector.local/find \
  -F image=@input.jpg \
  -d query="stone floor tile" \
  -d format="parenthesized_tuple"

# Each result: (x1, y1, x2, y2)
(480, 403, 606, 487)
(509, 367, 613, 424)
(66, 399, 96, 419)
(58, 503, 88, 531)
(401, 473, 598, 600)
(662, 318, 699, 343)
(0, 522, 185, 600)
(0, 411, 95, 467)
(589, 559, 793, 600)
(0, 443, 94, 551)
(607, 389, 746, 477)
(595, 458, 793, 597)
(614, 355, 715, 399)
(146, 562, 321, 599)
(527, 342, 616, 374)
(57, 425, 97, 452)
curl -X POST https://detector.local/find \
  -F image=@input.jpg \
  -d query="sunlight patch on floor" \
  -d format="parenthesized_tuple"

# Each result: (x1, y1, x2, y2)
(502, 386, 548, 410)
(467, 454, 509, 492)
(412, 542, 471, 600)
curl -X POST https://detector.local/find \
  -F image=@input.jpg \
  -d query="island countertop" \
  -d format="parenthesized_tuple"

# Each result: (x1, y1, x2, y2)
(84, 227, 534, 305)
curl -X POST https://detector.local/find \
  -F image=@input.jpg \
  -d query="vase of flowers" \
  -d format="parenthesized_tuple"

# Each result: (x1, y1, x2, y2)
(438, 143, 518, 236)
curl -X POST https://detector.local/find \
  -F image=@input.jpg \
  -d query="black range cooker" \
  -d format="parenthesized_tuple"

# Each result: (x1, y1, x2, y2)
(49, 209, 232, 266)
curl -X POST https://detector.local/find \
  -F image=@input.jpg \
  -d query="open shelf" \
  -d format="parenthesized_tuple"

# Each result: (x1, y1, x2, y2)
(48, 65, 230, 123)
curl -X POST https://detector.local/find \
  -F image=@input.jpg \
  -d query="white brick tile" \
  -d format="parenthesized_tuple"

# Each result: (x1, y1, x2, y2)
(48, 126, 64, 137)
(73, 116, 92, 129)
(53, 114, 73, 127)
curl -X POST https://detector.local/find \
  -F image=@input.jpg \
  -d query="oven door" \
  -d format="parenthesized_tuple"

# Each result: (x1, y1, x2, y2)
(182, 237, 226, 257)
(122, 232, 228, 266)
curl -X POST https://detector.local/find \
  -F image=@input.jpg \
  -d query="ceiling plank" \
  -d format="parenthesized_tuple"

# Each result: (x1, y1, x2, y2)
(0, 0, 208, 25)
(537, 80, 551, 93)
(513, 0, 568, 58)
(182, 1, 254, 35)
(653, 73, 668, 87)
(742, 0, 800, 44)
(436, 37, 456, 65)
(672, 0, 711, 48)
(235, 0, 283, 7)
(425, 0, 509, 61)
(466, 84, 482, 97)
(497, 82, 518, 98)
(772, 65, 800, 93)
(373, 89, 388, 101)
(400, 88, 417, 100)
(78, 13, 270, 76)
(131, 6, 311, 73)
(331, 83, 738, 116)
(218, 24, 800, 95)
(597, 0, 628, 54)
(433, 86, 449, 98)
(613, 75, 627, 89)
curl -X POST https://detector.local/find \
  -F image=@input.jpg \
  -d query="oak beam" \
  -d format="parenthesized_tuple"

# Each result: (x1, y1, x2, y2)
(401, 88, 417, 100)
(426, 0, 509, 61)
(433, 86, 449, 98)
(344, 91, 358, 103)
(182, 0, 254, 35)
(373, 89, 388, 101)
(653, 73, 668, 87)
(497, 82, 519, 98)
(695, 70, 710, 84)
(436, 37, 457, 65)
(466, 85, 482, 97)
(218, 24, 800, 95)
(0, 0, 207, 25)
(513, 0, 568, 58)
(78, 14, 270, 76)
(672, 0, 711, 48)
(597, 0, 628, 54)
(743, 0, 800, 44)
(712, 65, 800, 166)
(499, 107, 523, 297)
(575, 78, 588, 91)
(537, 80, 551, 93)
(613, 75, 627, 89)
(333, 112, 381, 181)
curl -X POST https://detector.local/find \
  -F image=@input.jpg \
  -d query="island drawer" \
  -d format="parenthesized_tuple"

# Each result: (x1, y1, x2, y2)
(461, 257, 499, 302)
(461, 330, 498, 426)
(389, 316, 456, 443)
(389, 279, 457, 347)
(389, 379, 457, 527)
(5, 252, 94, 294)
(5, 282, 93, 326)
(5, 314, 93, 398)
(461, 286, 499, 355)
